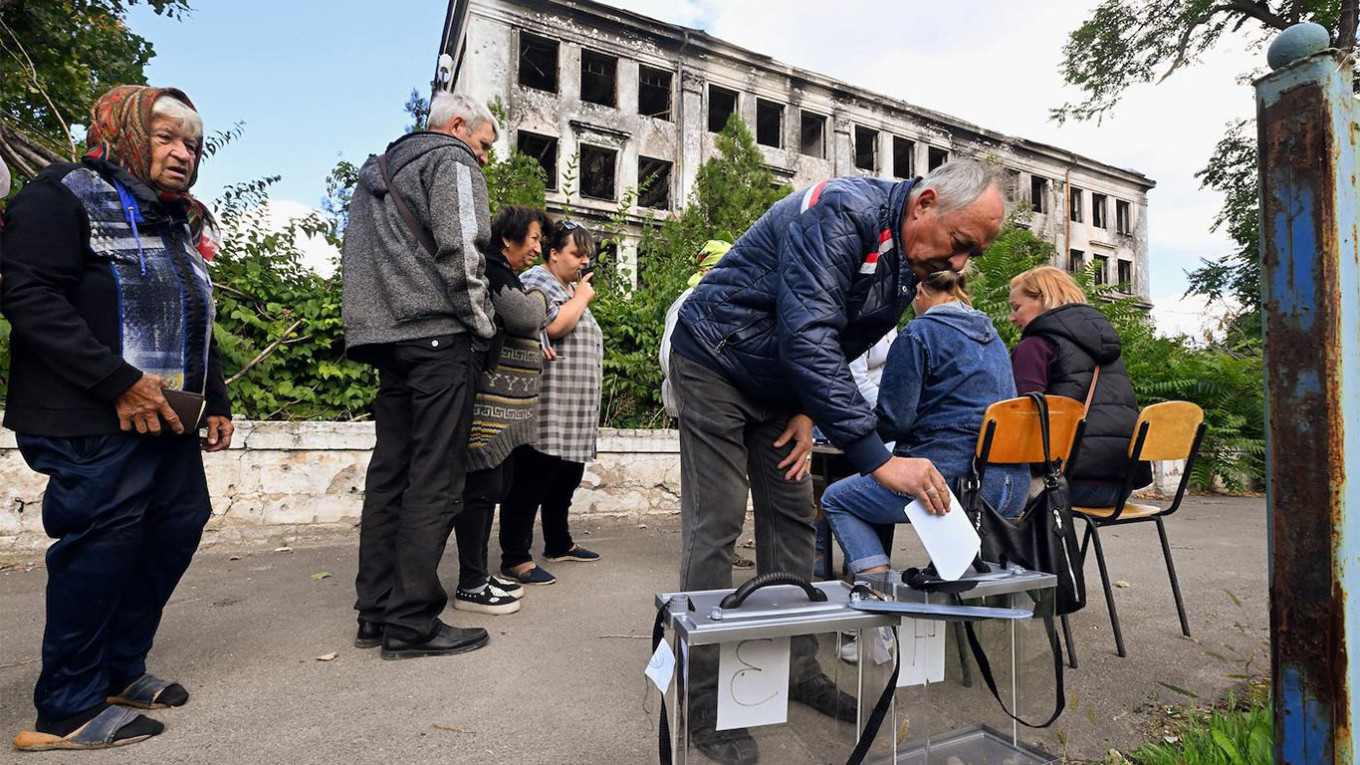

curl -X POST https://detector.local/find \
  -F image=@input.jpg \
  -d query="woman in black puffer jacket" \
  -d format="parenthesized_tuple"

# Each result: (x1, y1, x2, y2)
(1007, 266, 1151, 507)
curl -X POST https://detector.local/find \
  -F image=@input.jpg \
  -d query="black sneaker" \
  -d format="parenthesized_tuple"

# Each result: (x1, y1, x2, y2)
(689, 702, 759, 765)
(354, 619, 384, 649)
(790, 672, 858, 722)
(380, 621, 488, 660)
(454, 585, 521, 615)
(544, 545, 601, 562)
(488, 576, 525, 600)
(499, 565, 556, 586)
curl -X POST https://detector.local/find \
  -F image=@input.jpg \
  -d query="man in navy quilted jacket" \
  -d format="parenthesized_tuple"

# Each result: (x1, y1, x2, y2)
(668, 160, 1005, 764)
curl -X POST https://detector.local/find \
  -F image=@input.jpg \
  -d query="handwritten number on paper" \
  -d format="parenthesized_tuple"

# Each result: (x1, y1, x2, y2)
(732, 639, 779, 707)
(717, 636, 791, 730)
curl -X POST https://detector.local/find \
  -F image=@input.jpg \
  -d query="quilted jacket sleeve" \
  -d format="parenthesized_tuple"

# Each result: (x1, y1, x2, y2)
(775, 188, 892, 474)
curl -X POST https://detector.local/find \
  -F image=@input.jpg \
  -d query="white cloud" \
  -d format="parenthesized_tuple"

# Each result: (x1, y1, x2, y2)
(605, 0, 1262, 299)
(1151, 291, 1240, 343)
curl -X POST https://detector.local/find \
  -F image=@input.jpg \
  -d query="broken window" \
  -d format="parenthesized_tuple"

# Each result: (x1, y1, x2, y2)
(580, 49, 617, 107)
(708, 85, 738, 132)
(1004, 168, 1021, 203)
(799, 111, 826, 158)
(854, 126, 878, 172)
(579, 144, 617, 201)
(638, 156, 672, 209)
(1069, 186, 1084, 223)
(1092, 193, 1108, 229)
(1116, 199, 1132, 235)
(1093, 254, 1109, 285)
(1068, 249, 1084, 273)
(893, 136, 915, 178)
(756, 99, 783, 148)
(1030, 175, 1049, 214)
(638, 65, 672, 120)
(927, 146, 949, 171)
(518, 33, 558, 92)
(516, 131, 558, 191)
(1117, 259, 1133, 289)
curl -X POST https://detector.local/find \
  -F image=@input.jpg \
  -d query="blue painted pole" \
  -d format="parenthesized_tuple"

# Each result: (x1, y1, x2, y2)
(1257, 23, 1360, 765)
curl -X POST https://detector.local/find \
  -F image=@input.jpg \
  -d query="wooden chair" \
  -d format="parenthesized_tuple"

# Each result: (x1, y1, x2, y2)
(973, 395, 1088, 667)
(1071, 401, 1206, 658)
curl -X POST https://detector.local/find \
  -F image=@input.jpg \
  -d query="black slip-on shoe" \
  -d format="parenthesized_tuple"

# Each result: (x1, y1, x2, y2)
(354, 620, 384, 649)
(790, 672, 858, 723)
(380, 621, 489, 660)
(544, 545, 601, 562)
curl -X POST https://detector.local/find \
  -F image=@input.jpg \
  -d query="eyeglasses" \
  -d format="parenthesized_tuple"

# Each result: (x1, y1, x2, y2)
(560, 220, 582, 231)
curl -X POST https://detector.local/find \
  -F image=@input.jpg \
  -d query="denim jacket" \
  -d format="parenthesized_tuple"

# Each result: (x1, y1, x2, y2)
(876, 302, 1027, 517)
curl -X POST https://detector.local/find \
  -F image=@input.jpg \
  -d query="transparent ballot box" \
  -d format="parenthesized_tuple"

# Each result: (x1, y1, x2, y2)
(653, 576, 902, 764)
(857, 563, 1063, 765)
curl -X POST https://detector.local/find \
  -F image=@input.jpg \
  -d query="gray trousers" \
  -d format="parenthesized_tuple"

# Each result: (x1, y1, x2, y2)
(671, 351, 815, 591)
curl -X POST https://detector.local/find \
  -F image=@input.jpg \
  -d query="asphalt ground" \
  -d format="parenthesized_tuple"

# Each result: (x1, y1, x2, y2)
(0, 495, 1267, 764)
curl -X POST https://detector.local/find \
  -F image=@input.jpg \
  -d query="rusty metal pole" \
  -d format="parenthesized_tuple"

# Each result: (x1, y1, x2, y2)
(1258, 23, 1360, 765)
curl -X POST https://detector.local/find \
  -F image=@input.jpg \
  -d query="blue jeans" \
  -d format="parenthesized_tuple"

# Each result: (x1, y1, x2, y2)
(822, 468, 1023, 574)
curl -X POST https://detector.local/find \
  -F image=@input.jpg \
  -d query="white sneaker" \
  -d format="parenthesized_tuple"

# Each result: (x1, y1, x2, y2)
(839, 639, 859, 665)
(454, 585, 522, 615)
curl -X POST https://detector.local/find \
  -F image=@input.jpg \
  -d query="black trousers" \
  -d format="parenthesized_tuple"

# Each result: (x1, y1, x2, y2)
(354, 334, 479, 642)
(499, 445, 584, 569)
(453, 458, 514, 591)
(16, 432, 211, 720)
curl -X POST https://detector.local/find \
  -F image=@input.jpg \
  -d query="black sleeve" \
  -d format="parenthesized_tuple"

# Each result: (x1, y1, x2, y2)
(0, 175, 143, 400)
(204, 327, 231, 418)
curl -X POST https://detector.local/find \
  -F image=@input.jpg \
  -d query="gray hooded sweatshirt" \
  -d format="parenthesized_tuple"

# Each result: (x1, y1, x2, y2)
(342, 131, 495, 349)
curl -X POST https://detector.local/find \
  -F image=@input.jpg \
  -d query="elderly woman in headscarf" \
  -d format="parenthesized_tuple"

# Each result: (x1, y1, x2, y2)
(1, 85, 231, 751)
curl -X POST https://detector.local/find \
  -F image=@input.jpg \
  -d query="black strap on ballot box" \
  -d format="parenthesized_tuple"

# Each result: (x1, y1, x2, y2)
(652, 576, 900, 765)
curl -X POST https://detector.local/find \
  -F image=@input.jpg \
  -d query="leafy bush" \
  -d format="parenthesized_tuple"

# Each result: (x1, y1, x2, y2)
(1124, 695, 1271, 765)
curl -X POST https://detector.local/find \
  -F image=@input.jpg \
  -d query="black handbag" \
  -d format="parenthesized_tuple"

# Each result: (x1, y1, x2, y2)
(958, 392, 1087, 616)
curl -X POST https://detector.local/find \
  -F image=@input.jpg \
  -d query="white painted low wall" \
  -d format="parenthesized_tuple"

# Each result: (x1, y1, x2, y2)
(0, 419, 1187, 551)
(0, 423, 682, 551)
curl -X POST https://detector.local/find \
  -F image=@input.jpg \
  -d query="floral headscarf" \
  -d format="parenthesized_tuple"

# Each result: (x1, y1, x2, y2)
(85, 85, 218, 259)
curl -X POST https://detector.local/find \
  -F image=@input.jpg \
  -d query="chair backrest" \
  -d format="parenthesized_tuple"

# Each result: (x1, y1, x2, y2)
(975, 395, 1086, 465)
(1128, 401, 1206, 461)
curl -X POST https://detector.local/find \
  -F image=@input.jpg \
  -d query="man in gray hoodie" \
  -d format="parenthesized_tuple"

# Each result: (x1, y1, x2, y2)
(342, 91, 498, 660)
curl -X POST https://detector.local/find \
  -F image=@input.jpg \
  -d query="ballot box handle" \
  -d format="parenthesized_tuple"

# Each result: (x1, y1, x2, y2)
(718, 572, 828, 610)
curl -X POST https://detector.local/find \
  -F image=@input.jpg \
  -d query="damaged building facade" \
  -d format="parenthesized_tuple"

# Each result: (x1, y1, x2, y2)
(438, 0, 1155, 299)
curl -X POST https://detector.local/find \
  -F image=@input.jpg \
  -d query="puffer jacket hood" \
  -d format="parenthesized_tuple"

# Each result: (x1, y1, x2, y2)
(913, 301, 998, 345)
(1024, 303, 1122, 365)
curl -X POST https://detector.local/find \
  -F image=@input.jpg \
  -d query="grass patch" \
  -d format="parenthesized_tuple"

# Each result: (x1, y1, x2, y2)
(1096, 688, 1271, 765)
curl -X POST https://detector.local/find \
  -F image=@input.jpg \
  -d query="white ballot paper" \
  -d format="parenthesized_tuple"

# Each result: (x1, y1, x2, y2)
(716, 637, 791, 731)
(903, 488, 981, 581)
(896, 617, 947, 687)
(645, 640, 676, 693)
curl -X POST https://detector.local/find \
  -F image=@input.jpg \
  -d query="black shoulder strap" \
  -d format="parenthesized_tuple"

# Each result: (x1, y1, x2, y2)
(844, 625, 900, 765)
(376, 152, 437, 258)
(963, 612, 1067, 728)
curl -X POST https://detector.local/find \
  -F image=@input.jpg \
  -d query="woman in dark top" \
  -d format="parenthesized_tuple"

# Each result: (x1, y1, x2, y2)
(1008, 266, 1150, 507)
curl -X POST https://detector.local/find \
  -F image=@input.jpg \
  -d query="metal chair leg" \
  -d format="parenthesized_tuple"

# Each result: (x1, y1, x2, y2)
(1155, 517, 1192, 637)
(1079, 520, 1094, 562)
(1086, 522, 1127, 657)
(1060, 613, 1078, 669)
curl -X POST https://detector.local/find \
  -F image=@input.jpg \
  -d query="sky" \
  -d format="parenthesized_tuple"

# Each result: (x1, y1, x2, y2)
(127, 0, 1266, 336)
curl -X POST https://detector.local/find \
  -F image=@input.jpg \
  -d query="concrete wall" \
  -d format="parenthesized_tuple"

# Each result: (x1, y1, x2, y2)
(0, 423, 682, 552)
(0, 420, 1194, 551)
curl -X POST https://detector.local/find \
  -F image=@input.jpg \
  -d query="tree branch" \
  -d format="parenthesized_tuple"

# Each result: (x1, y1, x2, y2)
(0, 18, 77, 161)
(225, 319, 304, 386)
(1160, 1, 1293, 83)
(0, 130, 36, 179)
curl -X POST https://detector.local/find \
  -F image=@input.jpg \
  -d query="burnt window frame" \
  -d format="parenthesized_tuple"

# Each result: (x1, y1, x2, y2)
(516, 131, 559, 191)
(755, 98, 784, 149)
(637, 155, 673, 210)
(1030, 175, 1049, 214)
(517, 32, 559, 93)
(707, 85, 739, 133)
(638, 65, 673, 120)
(927, 146, 949, 171)
(1092, 192, 1108, 229)
(579, 143, 618, 201)
(892, 136, 915, 178)
(854, 125, 879, 172)
(1116, 199, 1132, 235)
(1068, 249, 1084, 273)
(799, 110, 826, 158)
(579, 48, 618, 108)
(1117, 258, 1133, 289)
(1069, 186, 1084, 223)
(1093, 254, 1109, 285)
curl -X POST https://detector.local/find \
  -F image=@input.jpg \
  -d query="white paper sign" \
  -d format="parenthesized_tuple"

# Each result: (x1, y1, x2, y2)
(645, 641, 676, 693)
(903, 488, 981, 581)
(717, 637, 791, 731)
(896, 617, 946, 687)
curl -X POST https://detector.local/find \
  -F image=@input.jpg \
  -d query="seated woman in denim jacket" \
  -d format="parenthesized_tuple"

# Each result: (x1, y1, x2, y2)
(821, 270, 1027, 576)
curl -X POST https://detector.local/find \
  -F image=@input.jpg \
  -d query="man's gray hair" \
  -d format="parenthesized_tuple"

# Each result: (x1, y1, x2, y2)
(428, 91, 499, 140)
(914, 159, 1004, 215)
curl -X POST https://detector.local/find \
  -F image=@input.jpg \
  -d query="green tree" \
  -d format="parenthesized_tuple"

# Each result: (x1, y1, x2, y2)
(1055, 0, 1357, 328)
(0, 0, 191, 184)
